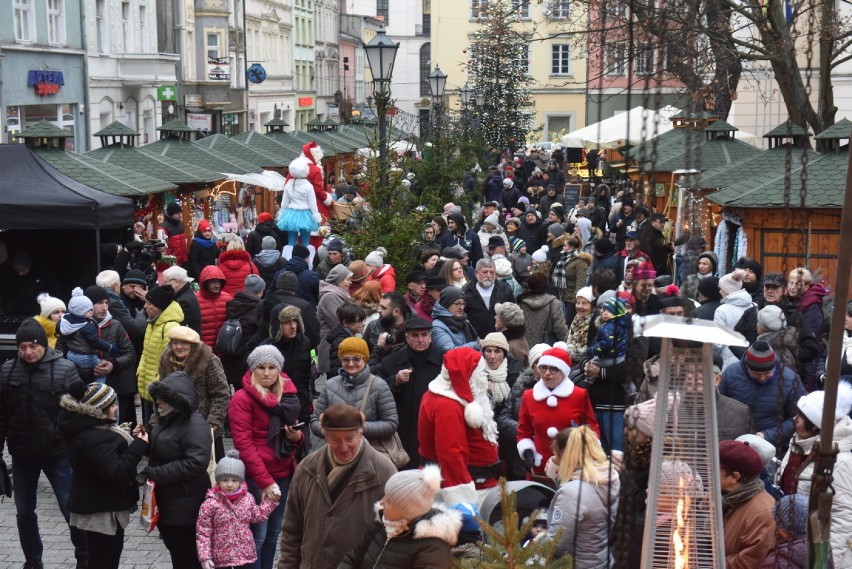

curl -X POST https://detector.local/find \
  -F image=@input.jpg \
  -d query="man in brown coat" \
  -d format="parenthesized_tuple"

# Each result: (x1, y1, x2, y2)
(278, 403, 397, 569)
(719, 439, 776, 569)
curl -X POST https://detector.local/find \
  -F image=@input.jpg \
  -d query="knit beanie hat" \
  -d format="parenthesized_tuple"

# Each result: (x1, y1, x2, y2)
(167, 325, 201, 344)
(122, 269, 148, 286)
(548, 223, 565, 238)
(594, 237, 614, 256)
(531, 245, 549, 263)
(488, 235, 506, 250)
(773, 494, 809, 536)
(737, 258, 763, 280)
(257, 212, 274, 224)
(510, 237, 527, 253)
(275, 271, 299, 294)
(80, 382, 117, 415)
(339, 337, 370, 361)
(718, 270, 744, 296)
(197, 219, 212, 233)
(325, 264, 353, 285)
(439, 286, 464, 308)
(602, 297, 628, 318)
(327, 239, 345, 253)
(736, 434, 776, 467)
(68, 287, 94, 317)
(291, 243, 310, 260)
(494, 257, 513, 277)
(261, 236, 277, 250)
(145, 285, 175, 311)
(480, 332, 509, 353)
(617, 290, 635, 309)
(660, 460, 703, 493)
(528, 343, 550, 367)
(495, 302, 524, 328)
(364, 247, 387, 267)
(247, 345, 284, 371)
(625, 398, 656, 438)
(16, 318, 48, 347)
(484, 213, 501, 228)
(697, 276, 722, 301)
(743, 340, 777, 372)
(38, 294, 66, 318)
(502, 178, 514, 188)
(215, 449, 245, 482)
(538, 343, 572, 380)
(549, 204, 566, 222)
(718, 440, 763, 478)
(757, 305, 786, 332)
(796, 381, 852, 426)
(244, 274, 266, 295)
(575, 286, 595, 303)
(166, 201, 182, 216)
(382, 464, 442, 520)
(84, 285, 111, 305)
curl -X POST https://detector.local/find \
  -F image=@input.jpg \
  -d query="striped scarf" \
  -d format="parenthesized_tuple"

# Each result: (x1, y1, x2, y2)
(551, 250, 575, 293)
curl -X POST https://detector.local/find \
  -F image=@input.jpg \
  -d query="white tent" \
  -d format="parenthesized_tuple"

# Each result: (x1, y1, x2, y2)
(222, 170, 287, 191)
(562, 105, 681, 149)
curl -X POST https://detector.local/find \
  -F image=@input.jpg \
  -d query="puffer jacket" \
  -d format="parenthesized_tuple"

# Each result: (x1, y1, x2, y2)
(560, 252, 593, 303)
(310, 366, 399, 442)
(338, 506, 462, 569)
(228, 370, 302, 489)
(195, 265, 233, 347)
(34, 314, 61, 348)
(137, 301, 184, 401)
(368, 264, 397, 294)
(158, 343, 230, 432)
(778, 416, 852, 566)
(518, 291, 569, 347)
(196, 484, 278, 568)
(317, 281, 351, 373)
(57, 394, 147, 514)
(714, 289, 753, 330)
(146, 373, 212, 525)
(545, 462, 620, 567)
(0, 347, 84, 462)
(431, 303, 480, 354)
(217, 249, 258, 297)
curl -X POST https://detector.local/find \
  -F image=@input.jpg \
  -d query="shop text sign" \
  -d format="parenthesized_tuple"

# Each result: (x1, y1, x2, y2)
(28, 70, 64, 96)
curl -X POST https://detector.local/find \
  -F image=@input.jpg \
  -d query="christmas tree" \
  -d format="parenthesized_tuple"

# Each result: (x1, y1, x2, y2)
(465, 0, 536, 151)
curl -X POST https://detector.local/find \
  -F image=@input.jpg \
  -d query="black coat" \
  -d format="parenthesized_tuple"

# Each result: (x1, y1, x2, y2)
(174, 283, 202, 334)
(257, 293, 320, 349)
(326, 324, 354, 374)
(462, 279, 516, 339)
(146, 373, 212, 526)
(517, 219, 549, 255)
(378, 344, 443, 468)
(0, 347, 84, 462)
(221, 291, 262, 387)
(268, 335, 313, 425)
(187, 237, 220, 281)
(496, 369, 537, 480)
(245, 221, 285, 257)
(57, 396, 147, 514)
(283, 257, 320, 309)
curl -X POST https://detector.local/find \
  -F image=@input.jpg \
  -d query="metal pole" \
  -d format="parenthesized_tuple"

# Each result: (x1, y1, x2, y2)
(378, 87, 388, 191)
(808, 140, 852, 569)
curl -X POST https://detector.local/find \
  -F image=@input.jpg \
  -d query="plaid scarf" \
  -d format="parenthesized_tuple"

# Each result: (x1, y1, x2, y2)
(551, 250, 575, 292)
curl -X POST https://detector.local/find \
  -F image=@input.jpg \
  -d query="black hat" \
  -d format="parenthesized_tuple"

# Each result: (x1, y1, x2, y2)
(145, 285, 175, 310)
(166, 201, 182, 216)
(439, 287, 464, 308)
(488, 236, 506, 249)
(651, 212, 667, 222)
(84, 285, 111, 304)
(406, 270, 427, 284)
(549, 204, 566, 222)
(697, 276, 722, 301)
(292, 243, 310, 260)
(122, 269, 148, 286)
(441, 246, 464, 260)
(403, 317, 433, 332)
(595, 237, 614, 255)
(736, 258, 763, 280)
(425, 276, 448, 290)
(16, 318, 48, 347)
(763, 272, 786, 288)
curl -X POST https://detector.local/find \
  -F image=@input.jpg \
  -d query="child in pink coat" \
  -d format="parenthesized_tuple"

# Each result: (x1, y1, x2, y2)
(196, 450, 280, 569)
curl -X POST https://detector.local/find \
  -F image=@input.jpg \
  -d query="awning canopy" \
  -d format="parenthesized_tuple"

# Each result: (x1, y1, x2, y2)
(562, 106, 681, 149)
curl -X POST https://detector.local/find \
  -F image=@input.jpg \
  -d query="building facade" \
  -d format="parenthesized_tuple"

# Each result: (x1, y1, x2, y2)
(245, 0, 294, 132)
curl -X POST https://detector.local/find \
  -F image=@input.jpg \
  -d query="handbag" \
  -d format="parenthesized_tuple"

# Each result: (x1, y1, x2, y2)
(360, 376, 410, 468)
(140, 479, 160, 532)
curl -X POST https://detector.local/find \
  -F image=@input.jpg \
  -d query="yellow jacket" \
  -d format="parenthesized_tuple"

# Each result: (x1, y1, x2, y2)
(34, 314, 60, 349)
(137, 301, 184, 401)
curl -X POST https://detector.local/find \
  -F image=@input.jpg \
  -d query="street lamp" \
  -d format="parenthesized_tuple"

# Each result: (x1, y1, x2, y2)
(459, 84, 472, 106)
(428, 65, 447, 140)
(363, 29, 399, 191)
(474, 92, 485, 106)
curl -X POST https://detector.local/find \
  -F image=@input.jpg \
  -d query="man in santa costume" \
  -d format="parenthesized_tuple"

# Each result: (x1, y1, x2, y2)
(517, 342, 599, 475)
(418, 346, 500, 506)
(298, 141, 333, 219)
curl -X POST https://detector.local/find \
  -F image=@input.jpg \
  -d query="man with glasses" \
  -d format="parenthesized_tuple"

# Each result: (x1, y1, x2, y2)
(161, 265, 201, 333)
(630, 263, 661, 316)
(463, 258, 515, 339)
(0, 319, 88, 569)
(379, 318, 443, 469)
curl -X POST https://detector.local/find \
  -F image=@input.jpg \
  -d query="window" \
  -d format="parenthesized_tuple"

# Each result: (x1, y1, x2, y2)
(420, 43, 431, 96)
(551, 44, 571, 75)
(121, 1, 130, 51)
(207, 33, 221, 60)
(548, 0, 570, 18)
(96, 0, 108, 53)
(377, 0, 389, 23)
(635, 44, 655, 75)
(605, 42, 626, 75)
(48, 0, 65, 45)
(603, 0, 625, 21)
(14, 0, 34, 42)
(514, 43, 530, 74)
(471, 0, 487, 19)
(511, 0, 530, 18)
(139, 5, 147, 51)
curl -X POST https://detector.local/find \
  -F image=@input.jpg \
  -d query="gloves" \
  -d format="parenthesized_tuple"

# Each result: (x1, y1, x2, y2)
(201, 560, 215, 569)
(523, 449, 535, 470)
(323, 195, 333, 207)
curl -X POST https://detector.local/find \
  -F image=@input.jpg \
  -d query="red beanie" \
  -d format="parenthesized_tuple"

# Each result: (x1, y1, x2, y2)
(257, 212, 273, 224)
(197, 220, 212, 232)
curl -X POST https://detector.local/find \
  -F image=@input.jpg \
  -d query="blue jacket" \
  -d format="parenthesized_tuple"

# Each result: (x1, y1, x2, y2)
(586, 314, 628, 361)
(718, 362, 804, 446)
(430, 303, 479, 354)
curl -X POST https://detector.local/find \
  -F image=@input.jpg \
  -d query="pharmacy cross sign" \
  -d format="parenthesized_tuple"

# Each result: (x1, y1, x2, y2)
(157, 85, 177, 101)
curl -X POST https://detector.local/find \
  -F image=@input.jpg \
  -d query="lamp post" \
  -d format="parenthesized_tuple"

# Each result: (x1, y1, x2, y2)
(428, 64, 447, 141)
(363, 29, 399, 191)
(459, 84, 472, 106)
(474, 92, 485, 106)
(459, 84, 472, 137)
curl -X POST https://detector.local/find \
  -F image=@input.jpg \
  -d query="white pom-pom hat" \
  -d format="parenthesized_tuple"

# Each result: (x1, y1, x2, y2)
(382, 464, 443, 520)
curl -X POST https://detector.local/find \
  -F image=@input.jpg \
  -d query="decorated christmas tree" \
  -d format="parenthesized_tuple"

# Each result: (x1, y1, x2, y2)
(464, 0, 536, 151)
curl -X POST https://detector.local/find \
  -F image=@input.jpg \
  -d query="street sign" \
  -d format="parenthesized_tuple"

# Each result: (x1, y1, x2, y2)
(157, 85, 177, 101)
(223, 114, 234, 126)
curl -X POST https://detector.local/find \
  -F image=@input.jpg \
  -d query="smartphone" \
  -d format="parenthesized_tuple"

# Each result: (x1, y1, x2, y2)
(290, 422, 305, 428)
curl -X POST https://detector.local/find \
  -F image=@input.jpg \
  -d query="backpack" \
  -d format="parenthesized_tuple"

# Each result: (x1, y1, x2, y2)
(215, 318, 245, 356)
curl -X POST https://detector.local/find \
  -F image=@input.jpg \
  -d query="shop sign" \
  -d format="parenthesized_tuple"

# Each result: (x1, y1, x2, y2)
(298, 97, 314, 107)
(185, 94, 203, 106)
(208, 57, 230, 80)
(186, 112, 213, 132)
(28, 70, 64, 97)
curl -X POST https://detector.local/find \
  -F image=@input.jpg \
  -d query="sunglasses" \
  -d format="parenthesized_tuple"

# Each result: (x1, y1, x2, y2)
(341, 356, 364, 365)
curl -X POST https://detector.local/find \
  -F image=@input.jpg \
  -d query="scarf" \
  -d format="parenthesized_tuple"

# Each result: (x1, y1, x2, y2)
(265, 389, 301, 459)
(568, 314, 592, 354)
(218, 484, 248, 502)
(418, 293, 436, 318)
(485, 358, 511, 405)
(168, 354, 188, 371)
(552, 251, 571, 292)
(722, 476, 765, 511)
(327, 438, 365, 497)
(436, 312, 477, 342)
(96, 422, 134, 444)
(193, 236, 216, 248)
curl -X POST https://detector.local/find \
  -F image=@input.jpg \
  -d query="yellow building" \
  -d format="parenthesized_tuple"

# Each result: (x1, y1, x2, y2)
(430, 0, 587, 142)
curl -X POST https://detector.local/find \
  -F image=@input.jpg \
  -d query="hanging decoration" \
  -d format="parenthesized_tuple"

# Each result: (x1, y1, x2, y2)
(713, 211, 747, 273)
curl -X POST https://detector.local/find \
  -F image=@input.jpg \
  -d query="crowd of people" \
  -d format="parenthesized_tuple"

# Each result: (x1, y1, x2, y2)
(1, 145, 851, 569)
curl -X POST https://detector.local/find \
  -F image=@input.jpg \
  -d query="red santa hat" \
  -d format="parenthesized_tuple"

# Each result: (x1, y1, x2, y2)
(442, 347, 488, 430)
(537, 343, 572, 379)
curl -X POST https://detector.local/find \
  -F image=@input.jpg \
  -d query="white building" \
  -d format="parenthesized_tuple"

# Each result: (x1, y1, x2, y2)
(245, 0, 295, 132)
(315, 0, 340, 120)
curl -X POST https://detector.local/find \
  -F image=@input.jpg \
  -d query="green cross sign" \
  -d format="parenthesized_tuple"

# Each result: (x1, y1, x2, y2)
(157, 85, 177, 101)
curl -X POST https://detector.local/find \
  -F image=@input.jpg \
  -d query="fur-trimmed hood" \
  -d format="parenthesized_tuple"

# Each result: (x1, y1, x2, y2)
(159, 341, 214, 381)
(374, 504, 463, 545)
(147, 372, 199, 416)
(270, 303, 305, 339)
(57, 393, 115, 438)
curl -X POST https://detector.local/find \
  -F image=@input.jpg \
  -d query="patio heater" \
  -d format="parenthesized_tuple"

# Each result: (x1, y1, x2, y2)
(638, 315, 748, 569)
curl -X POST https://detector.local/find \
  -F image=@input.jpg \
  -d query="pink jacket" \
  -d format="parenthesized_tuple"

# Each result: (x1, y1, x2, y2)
(196, 484, 278, 567)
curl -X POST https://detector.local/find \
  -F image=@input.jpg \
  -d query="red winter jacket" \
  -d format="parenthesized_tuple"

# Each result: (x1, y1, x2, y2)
(195, 265, 233, 347)
(217, 249, 258, 297)
(228, 370, 303, 489)
(369, 264, 397, 293)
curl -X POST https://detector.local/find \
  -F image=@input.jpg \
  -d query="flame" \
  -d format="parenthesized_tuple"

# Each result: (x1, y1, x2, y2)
(673, 476, 691, 569)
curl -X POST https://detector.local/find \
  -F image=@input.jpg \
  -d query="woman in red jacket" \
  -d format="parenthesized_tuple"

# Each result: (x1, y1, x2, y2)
(218, 237, 258, 297)
(228, 345, 303, 569)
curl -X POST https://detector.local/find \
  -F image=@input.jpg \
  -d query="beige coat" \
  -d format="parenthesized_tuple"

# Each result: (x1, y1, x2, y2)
(278, 441, 397, 569)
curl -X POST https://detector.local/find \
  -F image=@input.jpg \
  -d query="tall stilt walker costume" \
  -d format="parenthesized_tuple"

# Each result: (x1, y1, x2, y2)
(277, 156, 322, 249)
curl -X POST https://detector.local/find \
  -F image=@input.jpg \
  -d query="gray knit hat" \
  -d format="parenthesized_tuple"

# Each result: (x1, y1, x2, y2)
(215, 449, 245, 482)
(275, 271, 298, 294)
(495, 302, 524, 328)
(244, 274, 266, 295)
(325, 264, 353, 285)
(261, 236, 277, 250)
(246, 345, 284, 371)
